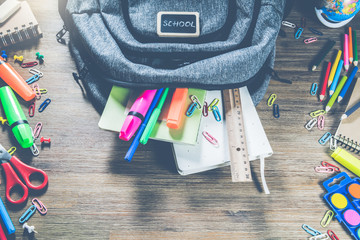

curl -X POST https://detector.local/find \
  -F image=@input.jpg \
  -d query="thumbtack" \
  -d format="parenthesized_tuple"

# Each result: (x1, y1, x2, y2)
(22, 222, 38, 234)
(1, 50, 7, 61)
(40, 137, 51, 144)
(13, 55, 24, 63)
(0, 117, 8, 126)
(35, 52, 44, 63)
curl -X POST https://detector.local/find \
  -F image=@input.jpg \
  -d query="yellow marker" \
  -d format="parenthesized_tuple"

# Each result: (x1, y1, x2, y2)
(328, 50, 342, 87)
(331, 147, 360, 177)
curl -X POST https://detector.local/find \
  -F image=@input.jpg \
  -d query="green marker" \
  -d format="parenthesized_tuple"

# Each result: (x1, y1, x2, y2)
(140, 88, 169, 145)
(325, 76, 348, 113)
(354, 30, 358, 66)
(0, 86, 33, 148)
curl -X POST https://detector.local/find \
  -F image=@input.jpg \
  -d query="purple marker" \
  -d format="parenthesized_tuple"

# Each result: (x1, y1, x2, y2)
(119, 89, 157, 141)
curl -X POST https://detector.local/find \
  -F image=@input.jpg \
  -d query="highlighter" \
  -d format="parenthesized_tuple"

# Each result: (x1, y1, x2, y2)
(0, 86, 33, 148)
(119, 89, 157, 141)
(166, 88, 188, 129)
(0, 56, 35, 101)
(331, 147, 360, 177)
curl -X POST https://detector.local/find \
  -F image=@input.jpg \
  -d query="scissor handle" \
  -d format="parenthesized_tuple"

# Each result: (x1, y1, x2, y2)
(2, 162, 28, 205)
(10, 156, 48, 191)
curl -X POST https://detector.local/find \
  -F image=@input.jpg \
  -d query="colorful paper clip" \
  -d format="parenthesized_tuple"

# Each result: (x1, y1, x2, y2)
(212, 105, 221, 122)
(267, 93, 277, 107)
(305, 118, 317, 130)
(29, 68, 43, 77)
(202, 101, 208, 117)
(38, 98, 51, 112)
(19, 205, 37, 224)
(295, 27, 303, 39)
(310, 83, 318, 96)
(29, 102, 36, 117)
(273, 104, 280, 118)
(39, 88, 48, 95)
(33, 122, 43, 140)
(309, 233, 330, 240)
(321, 161, 340, 172)
(315, 166, 335, 173)
(309, 27, 323, 36)
(317, 115, 325, 130)
(26, 74, 40, 84)
(186, 102, 198, 117)
(208, 98, 219, 111)
(32, 198, 47, 215)
(327, 230, 339, 240)
(21, 61, 38, 68)
(320, 210, 334, 227)
(30, 143, 40, 156)
(202, 131, 219, 147)
(304, 37, 318, 44)
(7, 147, 16, 156)
(281, 20, 296, 28)
(190, 95, 202, 109)
(310, 109, 325, 118)
(302, 224, 322, 236)
(319, 132, 332, 145)
(301, 17, 306, 28)
(31, 83, 41, 100)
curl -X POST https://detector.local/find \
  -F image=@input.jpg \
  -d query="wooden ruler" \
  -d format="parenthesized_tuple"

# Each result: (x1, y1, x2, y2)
(222, 88, 252, 182)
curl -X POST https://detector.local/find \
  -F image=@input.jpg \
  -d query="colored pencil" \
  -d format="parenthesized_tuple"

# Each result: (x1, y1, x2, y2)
(311, 40, 336, 71)
(320, 62, 331, 102)
(328, 50, 342, 87)
(354, 30, 358, 66)
(341, 100, 360, 120)
(329, 59, 343, 96)
(326, 76, 348, 112)
(344, 34, 349, 71)
(349, 27, 353, 64)
(338, 70, 358, 103)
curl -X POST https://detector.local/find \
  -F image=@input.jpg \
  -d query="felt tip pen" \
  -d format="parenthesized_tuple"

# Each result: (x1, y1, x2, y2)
(0, 196, 15, 235)
(0, 56, 35, 101)
(119, 89, 157, 141)
(331, 147, 360, 177)
(0, 86, 34, 148)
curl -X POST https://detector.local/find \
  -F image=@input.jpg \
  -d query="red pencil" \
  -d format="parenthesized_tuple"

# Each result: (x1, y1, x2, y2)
(320, 61, 331, 101)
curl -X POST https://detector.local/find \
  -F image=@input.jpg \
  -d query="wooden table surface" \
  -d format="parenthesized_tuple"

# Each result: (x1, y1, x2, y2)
(1, 1, 360, 239)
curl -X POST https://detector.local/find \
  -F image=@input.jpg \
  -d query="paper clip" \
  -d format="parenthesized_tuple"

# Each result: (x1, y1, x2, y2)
(310, 83, 318, 95)
(202, 101, 208, 117)
(309, 233, 330, 240)
(320, 210, 334, 227)
(327, 230, 339, 240)
(208, 98, 219, 111)
(212, 105, 221, 122)
(186, 102, 198, 117)
(267, 93, 277, 107)
(39, 88, 48, 95)
(304, 37, 318, 44)
(29, 68, 43, 77)
(319, 132, 332, 145)
(295, 27, 303, 39)
(317, 115, 325, 130)
(310, 109, 325, 118)
(19, 205, 37, 224)
(31, 83, 41, 100)
(309, 27, 323, 36)
(301, 17, 306, 28)
(190, 95, 202, 109)
(7, 147, 16, 156)
(302, 224, 322, 236)
(281, 20, 296, 28)
(321, 161, 340, 172)
(21, 61, 38, 68)
(30, 143, 39, 157)
(33, 122, 43, 140)
(29, 102, 36, 117)
(32, 198, 47, 215)
(315, 166, 335, 173)
(38, 98, 51, 112)
(202, 131, 219, 147)
(26, 74, 40, 84)
(305, 118, 317, 130)
(273, 104, 280, 118)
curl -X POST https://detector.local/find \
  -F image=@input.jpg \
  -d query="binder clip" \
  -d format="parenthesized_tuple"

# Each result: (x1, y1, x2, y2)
(319, 132, 332, 145)
(305, 118, 317, 130)
(295, 27, 303, 39)
(13, 55, 23, 63)
(273, 104, 280, 118)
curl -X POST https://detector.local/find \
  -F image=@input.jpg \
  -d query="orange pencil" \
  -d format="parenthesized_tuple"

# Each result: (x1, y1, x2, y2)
(166, 88, 188, 129)
(349, 27, 353, 64)
(0, 56, 35, 101)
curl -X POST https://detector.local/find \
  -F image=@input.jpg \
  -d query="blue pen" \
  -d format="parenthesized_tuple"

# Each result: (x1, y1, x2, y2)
(0, 197, 15, 235)
(338, 67, 358, 102)
(125, 88, 164, 162)
(329, 60, 344, 96)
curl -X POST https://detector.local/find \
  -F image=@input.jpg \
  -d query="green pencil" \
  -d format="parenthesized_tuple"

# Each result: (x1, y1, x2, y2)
(325, 76, 348, 112)
(354, 30, 358, 66)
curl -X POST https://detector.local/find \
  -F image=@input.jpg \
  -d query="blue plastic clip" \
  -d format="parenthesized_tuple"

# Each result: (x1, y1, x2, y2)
(211, 105, 221, 122)
(38, 98, 51, 113)
(319, 132, 332, 145)
(301, 224, 322, 236)
(273, 104, 280, 118)
(310, 83, 318, 96)
(19, 205, 37, 224)
(295, 27, 303, 39)
(309, 27, 323, 36)
(186, 102, 198, 117)
(26, 74, 40, 84)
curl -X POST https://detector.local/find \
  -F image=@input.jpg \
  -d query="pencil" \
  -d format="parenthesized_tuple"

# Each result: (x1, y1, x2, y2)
(329, 59, 343, 96)
(344, 34, 349, 71)
(320, 62, 331, 102)
(354, 30, 358, 66)
(341, 100, 360, 120)
(326, 75, 348, 112)
(338, 71, 358, 103)
(328, 50, 342, 87)
(311, 40, 336, 71)
(349, 27, 353, 64)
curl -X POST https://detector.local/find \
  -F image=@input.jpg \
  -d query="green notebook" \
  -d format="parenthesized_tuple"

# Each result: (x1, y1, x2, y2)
(98, 86, 206, 145)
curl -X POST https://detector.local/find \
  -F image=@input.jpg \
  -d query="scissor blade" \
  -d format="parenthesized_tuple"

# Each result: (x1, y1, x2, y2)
(0, 144, 12, 162)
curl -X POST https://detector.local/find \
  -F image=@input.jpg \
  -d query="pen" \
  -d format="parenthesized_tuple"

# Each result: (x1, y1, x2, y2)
(311, 39, 336, 71)
(125, 88, 164, 162)
(319, 62, 331, 102)
(344, 34, 349, 71)
(326, 75, 348, 112)
(328, 50, 342, 87)
(341, 99, 360, 120)
(329, 59, 343, 96)
(140, 88, 169, 145)
(338, 68, 358, 102)
(119, 89, 157, 141)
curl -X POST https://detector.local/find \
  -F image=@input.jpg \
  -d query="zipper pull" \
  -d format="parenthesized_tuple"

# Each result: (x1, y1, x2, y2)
(56, 25, 68, 44)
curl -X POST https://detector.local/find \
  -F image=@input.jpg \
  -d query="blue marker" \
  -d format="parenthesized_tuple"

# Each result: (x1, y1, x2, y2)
(0, 197, 15, 235)
(338, 66, 358, 102)
(125, 88, 164, 162)
(329, 60, 344, 96)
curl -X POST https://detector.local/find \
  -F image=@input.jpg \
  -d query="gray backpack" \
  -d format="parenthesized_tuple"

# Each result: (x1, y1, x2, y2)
(58, 0, 288, 112)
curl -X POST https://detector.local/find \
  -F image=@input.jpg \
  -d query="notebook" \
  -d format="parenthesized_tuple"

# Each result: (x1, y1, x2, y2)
(0, 0, 42, 48)
(98, 86, 206, 145)
(335, 78, 360, 153)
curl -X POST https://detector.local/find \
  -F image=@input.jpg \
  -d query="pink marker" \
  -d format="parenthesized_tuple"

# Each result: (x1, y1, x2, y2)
(344, 34, 349, 71)
(119, 89, 157, 141)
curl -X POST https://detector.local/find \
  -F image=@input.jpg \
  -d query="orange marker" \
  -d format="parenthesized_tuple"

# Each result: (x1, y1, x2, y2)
(0, 56, 35, 101)
(166, 88, 188, 129)
(349, 27, 353, 64)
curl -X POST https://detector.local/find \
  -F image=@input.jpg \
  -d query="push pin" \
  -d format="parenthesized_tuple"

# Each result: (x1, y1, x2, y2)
(22, 222, 38, 234)
(1, 50, 7, 61)
(14, 55, 24, 63)
(40, 137, 51, 144)
(35, 52, 44, 63)
(0, 117, 7, 125)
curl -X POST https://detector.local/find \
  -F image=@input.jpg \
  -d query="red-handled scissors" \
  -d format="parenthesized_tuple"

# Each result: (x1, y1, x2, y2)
(0, 144, 48, 204)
